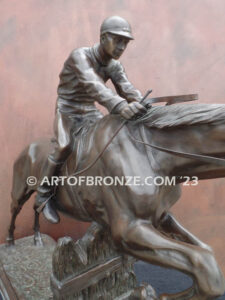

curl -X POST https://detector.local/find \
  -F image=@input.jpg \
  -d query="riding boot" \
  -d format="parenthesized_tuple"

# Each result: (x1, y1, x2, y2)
(36, 157, 63, 224)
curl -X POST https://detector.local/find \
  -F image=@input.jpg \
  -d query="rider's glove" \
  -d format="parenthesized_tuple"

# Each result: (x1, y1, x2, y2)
(119, 101, 147, 120)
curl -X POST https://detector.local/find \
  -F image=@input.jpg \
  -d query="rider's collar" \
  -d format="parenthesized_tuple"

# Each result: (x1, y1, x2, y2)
(92, 44, 111, 66)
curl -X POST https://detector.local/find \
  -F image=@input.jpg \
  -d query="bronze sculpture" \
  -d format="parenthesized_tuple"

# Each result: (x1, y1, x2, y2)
(6, 16, 225, 300)
(8, 103, 225, 299)
(35, 15, 146, 224)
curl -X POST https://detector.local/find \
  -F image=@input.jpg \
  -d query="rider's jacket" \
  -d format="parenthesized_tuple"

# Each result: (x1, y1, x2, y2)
(57, 44, 142, 115)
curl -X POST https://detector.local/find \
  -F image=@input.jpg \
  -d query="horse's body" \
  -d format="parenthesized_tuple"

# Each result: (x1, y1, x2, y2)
(9, 104, 225, 299)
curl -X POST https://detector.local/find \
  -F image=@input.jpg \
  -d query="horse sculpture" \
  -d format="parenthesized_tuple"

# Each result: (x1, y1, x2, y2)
(8, 103, 225, 299)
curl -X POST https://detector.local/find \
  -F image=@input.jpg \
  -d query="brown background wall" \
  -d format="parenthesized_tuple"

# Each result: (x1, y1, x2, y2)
(1, 0, 225, 273)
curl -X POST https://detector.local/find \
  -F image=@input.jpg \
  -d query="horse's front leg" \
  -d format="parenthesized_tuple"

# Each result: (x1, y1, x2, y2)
(158, 212, 212, 251)
(33, 205, 43, 246)
(110, 216, 225, 300)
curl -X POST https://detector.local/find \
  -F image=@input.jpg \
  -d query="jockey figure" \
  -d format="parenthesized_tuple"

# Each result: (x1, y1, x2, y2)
(36, 16, 146, 223)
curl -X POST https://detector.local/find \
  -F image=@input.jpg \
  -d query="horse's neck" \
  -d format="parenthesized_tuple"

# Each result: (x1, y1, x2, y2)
(142, 123, 225, 180)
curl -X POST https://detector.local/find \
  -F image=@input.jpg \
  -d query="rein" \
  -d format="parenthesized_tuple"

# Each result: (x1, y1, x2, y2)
(37, 93, 222, 213)
(38, 92, 152, 212)
(68, 90, 153, 177)
(68, 120, 126, 176)
(68, 92, 222, 178)
(128, 127, 225, 167)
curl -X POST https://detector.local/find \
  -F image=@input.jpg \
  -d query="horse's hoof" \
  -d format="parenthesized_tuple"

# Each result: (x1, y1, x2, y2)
(34, 233, 44, 247)
(131, 283, 158, 299)
(159, 296, 168, 300)
(6, 236, 15, 247)
(34, 238, 44, 247)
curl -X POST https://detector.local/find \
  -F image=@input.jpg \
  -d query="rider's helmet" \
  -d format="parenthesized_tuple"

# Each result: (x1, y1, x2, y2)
(100, 16, 134, 40)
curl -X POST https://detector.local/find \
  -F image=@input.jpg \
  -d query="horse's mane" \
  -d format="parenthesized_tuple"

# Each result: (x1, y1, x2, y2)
(135, 104, 225, 128)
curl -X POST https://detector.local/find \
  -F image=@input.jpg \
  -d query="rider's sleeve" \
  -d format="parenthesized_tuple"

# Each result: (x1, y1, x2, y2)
(69, 49, 126, 112)
(110, 61, 142, 103)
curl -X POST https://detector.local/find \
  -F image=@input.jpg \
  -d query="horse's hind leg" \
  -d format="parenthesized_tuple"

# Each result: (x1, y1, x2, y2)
(33, 205, 43, 246)
(7, 205, 22, 246)
(111, 217, 225, 299)
(7, 191, 34, 246)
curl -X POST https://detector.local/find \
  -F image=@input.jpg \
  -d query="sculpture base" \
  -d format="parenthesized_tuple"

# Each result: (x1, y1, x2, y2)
(0, 234, 55, 300)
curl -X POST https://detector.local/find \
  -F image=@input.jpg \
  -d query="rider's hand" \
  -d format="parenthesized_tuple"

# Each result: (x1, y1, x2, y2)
(120, 102, 147, 120)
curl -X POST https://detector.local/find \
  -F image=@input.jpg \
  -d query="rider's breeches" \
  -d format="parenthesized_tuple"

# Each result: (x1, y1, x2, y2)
(40, 108, 102, 188)
(37, 110, 77, 194)
(49, 110, 77, 163)
(49, 108, 102, 163)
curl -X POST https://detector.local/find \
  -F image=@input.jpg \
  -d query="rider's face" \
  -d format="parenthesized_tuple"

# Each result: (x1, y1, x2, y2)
(101, 33, 130, 59)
